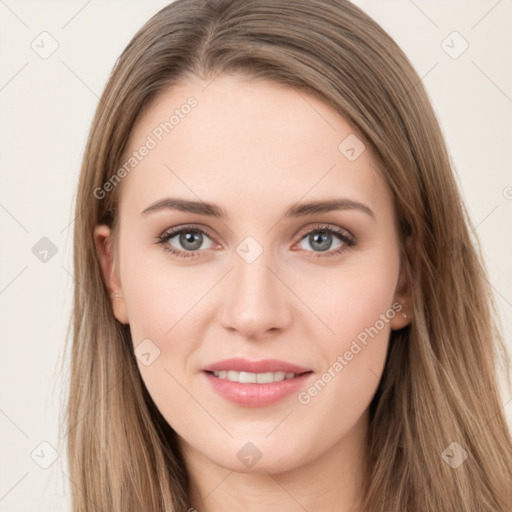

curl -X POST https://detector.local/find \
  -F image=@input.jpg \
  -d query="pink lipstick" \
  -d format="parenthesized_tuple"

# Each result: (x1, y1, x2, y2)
(201, 357, 313, 407)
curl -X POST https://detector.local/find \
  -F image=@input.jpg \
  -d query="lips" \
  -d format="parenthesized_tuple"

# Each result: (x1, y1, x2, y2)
(200, 358, 314, 407)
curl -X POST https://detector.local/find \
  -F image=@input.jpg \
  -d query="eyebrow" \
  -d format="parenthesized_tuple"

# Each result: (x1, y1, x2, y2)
(140, 197, 375, 219)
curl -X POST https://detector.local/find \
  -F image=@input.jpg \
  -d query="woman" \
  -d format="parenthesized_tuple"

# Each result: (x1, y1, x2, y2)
(64, 0, 512, 510)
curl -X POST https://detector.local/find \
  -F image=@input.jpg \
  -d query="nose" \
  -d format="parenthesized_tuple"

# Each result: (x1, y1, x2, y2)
(218, 250, 293, 339)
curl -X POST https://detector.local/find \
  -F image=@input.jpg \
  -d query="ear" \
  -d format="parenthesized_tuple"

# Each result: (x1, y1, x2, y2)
(390, 235, 414, 330)
(93, 224, 129, 324)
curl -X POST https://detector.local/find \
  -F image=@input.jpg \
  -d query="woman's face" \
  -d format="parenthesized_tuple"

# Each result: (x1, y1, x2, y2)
(95, 74, 410, 474)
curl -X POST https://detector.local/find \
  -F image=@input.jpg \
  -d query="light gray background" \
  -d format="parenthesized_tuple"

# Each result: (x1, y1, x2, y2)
(1, 1, 511, 510)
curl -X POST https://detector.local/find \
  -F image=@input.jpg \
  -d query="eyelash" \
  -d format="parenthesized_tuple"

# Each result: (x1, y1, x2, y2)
(155, 223, 356, 260)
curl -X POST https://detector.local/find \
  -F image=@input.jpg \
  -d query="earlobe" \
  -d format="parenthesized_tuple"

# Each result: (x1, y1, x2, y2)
(390, 302, 411, 330)
(93, 224, 129, 324)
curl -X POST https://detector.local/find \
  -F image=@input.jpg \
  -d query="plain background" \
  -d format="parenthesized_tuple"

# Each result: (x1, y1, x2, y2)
(1, 1, 511, 510)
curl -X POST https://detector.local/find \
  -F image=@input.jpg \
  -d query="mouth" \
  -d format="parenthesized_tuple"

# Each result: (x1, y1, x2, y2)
(200, 358, 314, 407)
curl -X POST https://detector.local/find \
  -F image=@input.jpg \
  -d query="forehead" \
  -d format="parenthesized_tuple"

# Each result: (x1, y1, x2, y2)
(117, 74, 391, 223)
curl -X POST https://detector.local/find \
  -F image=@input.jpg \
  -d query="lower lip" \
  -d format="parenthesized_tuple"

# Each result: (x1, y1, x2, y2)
(202, 371, 313, 407)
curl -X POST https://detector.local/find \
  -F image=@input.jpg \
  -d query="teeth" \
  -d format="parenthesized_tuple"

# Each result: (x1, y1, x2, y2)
(212, 370, 298, 383)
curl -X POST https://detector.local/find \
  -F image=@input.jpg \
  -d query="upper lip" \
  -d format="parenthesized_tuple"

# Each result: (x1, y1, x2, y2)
(201, 358, 312, 374)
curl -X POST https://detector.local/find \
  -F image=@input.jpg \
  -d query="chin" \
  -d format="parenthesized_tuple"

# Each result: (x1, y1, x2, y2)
(195, 435, 312, 475)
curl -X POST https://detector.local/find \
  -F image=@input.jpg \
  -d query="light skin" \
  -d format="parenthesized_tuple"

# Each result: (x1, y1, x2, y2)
(94, 74, 412, 512)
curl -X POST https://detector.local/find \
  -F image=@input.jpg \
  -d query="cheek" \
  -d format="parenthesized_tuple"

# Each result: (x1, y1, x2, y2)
(119, 242, 210, 415)
(295, 245, 399, 409)
(304, 240, 400, 350)
(120, 236, 206, 345)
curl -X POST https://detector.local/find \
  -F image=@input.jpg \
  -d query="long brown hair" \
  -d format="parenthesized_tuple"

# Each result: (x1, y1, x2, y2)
(61, 0, 512, 510)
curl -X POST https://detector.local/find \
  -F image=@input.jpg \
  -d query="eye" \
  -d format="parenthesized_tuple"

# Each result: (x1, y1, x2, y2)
(156, 224, 216, 259)
(295, 224, 355, 258)
(155, 223, 355, 260)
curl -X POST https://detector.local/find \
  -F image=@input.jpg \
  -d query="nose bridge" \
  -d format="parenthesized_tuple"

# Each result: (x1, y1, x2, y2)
(219, 242, 292, 336)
